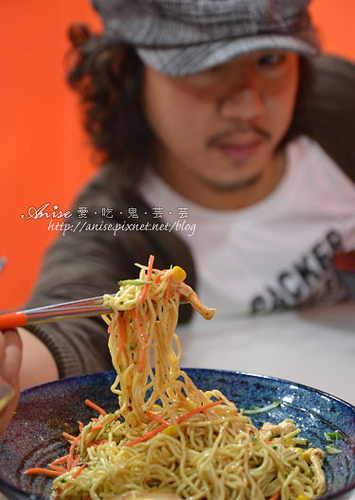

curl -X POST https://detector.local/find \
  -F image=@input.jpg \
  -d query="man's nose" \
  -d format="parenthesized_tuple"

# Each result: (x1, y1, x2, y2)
(217, 72, 265, 121)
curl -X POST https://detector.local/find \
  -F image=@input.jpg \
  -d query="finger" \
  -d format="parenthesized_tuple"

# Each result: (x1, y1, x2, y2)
(0, 330, 5, 359)
(1, 329, 22, 387)
(0, 330, 22, 434)
(0, 377, 19, 434)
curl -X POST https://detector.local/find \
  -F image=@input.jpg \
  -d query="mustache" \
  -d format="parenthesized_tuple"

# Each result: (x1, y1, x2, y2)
(207, 122, 271, 148)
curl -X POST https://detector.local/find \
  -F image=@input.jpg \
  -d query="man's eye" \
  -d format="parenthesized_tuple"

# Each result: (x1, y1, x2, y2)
(258, 53, 286, 67)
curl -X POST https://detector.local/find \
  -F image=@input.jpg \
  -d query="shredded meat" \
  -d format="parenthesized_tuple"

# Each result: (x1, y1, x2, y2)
(258, 419, 297, 441)
(177, 283, 216, 320)
(310, 448, 326, 494)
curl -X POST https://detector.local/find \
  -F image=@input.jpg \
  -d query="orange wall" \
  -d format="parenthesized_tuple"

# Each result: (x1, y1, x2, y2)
(0, 0, 354, 311)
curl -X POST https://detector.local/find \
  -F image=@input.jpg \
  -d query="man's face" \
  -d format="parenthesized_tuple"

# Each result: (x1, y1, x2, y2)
(142, 50, 299, 209)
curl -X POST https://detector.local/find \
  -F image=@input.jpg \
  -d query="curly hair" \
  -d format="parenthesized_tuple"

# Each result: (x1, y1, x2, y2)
(67, 23, 353, 184)
(67, 23, 154, 186)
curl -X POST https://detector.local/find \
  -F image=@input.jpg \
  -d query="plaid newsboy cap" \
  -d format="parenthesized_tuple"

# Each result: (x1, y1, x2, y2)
(91, 0, 320, 76)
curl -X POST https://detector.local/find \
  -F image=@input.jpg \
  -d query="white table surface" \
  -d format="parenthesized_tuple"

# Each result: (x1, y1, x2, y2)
(179, 300, 355, 405)
(178, 300, 355, 499)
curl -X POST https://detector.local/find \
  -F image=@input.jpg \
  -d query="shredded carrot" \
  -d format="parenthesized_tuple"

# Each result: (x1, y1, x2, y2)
(127, 399, 223, 447)
(72, 463, 87, 479)
(50, 454, 69, 465)
(85, 398, 107, 416)
(126, 422, 168, 447)
(139, 254, 155, 304)
(90, 424, 104, 432)
(24, 467, 62, 477)
(175, 399, 223, 425)
(97, 439, 109, 445)
(60, 479, 74, 495)
(73, 453, 82, 467)
(62, 431, 76, 441)
(60, 483, 71, 495)
(90, 439, 109, 448)
(269, 492, 281, 500)
(118, 312, 125, 353)
(146, 411, 170, 425)
(48, 464, 67, 473)
(154, 270, 167, 284)
(165, 274, 173, 303)
(67, 436, 80, 471)
(67, 443, 75, 471)
(131, 309, 146, 372)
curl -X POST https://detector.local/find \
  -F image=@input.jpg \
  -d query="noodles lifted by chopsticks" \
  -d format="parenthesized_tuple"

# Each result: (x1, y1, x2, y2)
(26, 255, 326, 500)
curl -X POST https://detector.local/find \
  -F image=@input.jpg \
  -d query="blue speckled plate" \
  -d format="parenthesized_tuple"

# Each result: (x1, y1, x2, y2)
(0, 369, 354, 499)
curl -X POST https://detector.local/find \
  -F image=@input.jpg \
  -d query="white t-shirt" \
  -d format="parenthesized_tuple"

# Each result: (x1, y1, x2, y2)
(141, 136, 355, 321)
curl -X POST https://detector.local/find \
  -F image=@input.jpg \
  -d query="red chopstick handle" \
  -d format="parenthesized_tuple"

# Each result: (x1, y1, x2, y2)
(0, 312, 27, 331)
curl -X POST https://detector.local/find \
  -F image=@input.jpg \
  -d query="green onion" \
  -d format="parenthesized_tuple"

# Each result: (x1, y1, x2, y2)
(294, 438, 309, 446)
(325, 445, 343, 455)
(242, 401, 280, 415)
(324, 431, 344, 443)
(118, 279, 153, 286)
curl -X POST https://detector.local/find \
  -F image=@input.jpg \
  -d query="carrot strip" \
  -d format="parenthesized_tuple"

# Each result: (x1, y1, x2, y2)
(67, 436, 80, 471)
(24, 467, 62, 476)
(90, 439, 109, 448)
(146, 411, 170, 425)
(269, 492, 281, 500)
(60, 479, 75, 495)
(126, 422, 168, 447)
(175, 399, 223, 425)
(139, 254, 155, 304)
(85, 398, 107, 416)
(72, 463, 87, 479)
(48, 464, 67, 473)
(165, 274, 173, 303)
(71, 454, 81, 469)
(131, 309, 146, 372)
(67, 443, 75, 471)
(118, 312, 125, 353)
(127, 400, 223, 447)
(62, 432, 76, 441)
(154, 270, 167, 284)
(50, 454, 69, 465)
(90, 424, 104, 432)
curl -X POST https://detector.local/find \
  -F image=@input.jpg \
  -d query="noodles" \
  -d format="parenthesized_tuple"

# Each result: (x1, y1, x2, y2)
(26, 256, 326, 500)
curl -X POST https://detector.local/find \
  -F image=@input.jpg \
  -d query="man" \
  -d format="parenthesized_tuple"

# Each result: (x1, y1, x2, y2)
(1, 0, 354, 420)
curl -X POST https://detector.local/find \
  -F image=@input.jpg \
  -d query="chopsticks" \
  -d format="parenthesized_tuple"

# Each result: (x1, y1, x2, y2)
(0, 295, 114, 331)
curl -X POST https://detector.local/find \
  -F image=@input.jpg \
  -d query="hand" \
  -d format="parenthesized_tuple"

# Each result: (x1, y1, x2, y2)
(0, 329, 22, 435)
